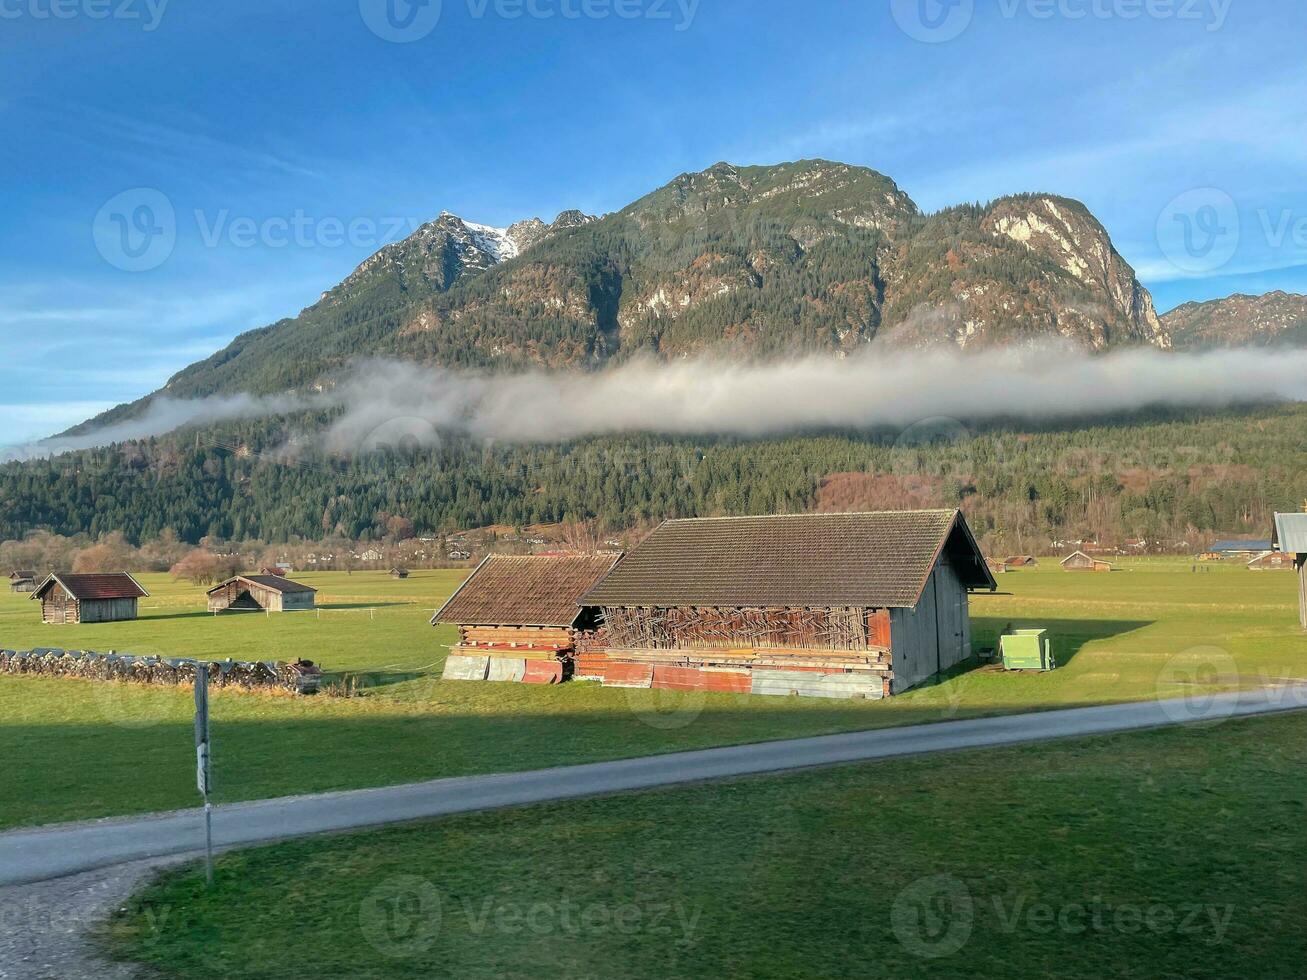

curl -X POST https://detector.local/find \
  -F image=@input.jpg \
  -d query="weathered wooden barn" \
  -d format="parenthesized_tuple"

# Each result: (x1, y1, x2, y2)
(1272, 513, 1307, 629)
(390, 567, 410, 580)
(1247, 552, 1294, 571)
(9, 570, 37, 594)
(1061, 550, 1113, 573)
(433, 554, 620, 684)
(207, 575, 317, 613)
(1006, 556, 1038, 569)
(987, 558, 1009, 575)
(579, 510, 996, 698)
(31, 573, 148, 624)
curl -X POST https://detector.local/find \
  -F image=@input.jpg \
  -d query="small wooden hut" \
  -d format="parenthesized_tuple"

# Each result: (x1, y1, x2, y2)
(1272, 513, 1307, 630)
(31, 573, 148, 624)
(433, 555, 621, 684)
(1006, 556, 1038, 569)
(581, 510, 996, 697)
(986, 558, 1009, 575)
(1061, 550, 1113, 573)
(390, 568, 410, 580)
(207, 574, 317, 613)
(1247, 552, 1293, 571)
(9, 570, 37, 593)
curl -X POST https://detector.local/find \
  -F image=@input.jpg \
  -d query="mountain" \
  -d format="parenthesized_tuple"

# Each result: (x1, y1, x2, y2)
(92, 160, 1168, 417)
(1163, 291, 1307, 350)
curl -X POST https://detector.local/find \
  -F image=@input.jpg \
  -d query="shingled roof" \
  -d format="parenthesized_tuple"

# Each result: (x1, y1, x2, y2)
(206, 574, 316, 595)
(32, 572, 149, 601)
(433, 554, 621, 628)
(580, 510, 994, 609)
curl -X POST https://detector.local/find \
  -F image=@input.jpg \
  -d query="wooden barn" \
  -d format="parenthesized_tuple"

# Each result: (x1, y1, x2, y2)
(31, 573, 148, 624)
(1272, 513, 1307, 629)
(9, 570, 37, 593)
(390, 567, 410, 580)
(1247, 552, 1294, 571)
(433, 554, 621, 684)
(1061, 550, 1113, 573)
(207, 574, 317, 613)
(1006, 556, 1038, 569)
(987, 558, 1009, 575)
(580, 510, 996, 698)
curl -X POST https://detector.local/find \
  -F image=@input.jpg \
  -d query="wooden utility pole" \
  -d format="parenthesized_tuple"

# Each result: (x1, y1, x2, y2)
(1298, 555, 1307, 631)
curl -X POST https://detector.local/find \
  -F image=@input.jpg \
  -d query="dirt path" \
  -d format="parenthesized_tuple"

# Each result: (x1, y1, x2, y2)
(0, 856, 188, 979)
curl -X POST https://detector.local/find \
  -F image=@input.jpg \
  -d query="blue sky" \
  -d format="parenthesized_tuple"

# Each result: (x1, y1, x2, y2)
(3, 0, 1304, 441)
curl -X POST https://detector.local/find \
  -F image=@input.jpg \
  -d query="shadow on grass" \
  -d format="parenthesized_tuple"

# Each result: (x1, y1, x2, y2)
(973, 616, 1154, 669)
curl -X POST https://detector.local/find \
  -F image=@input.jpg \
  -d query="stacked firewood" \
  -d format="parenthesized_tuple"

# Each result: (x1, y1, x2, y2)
(0, 648, 323, 694)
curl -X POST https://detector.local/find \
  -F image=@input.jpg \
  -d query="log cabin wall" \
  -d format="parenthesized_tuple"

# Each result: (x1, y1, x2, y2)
(42, 584, 78, 624)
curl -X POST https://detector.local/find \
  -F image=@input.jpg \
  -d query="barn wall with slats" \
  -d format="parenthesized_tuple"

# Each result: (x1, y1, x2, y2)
(79, 598, 139, 623)
(889, 558, 972, 694)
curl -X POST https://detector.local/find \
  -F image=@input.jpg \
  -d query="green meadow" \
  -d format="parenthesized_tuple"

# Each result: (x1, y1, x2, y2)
(107, 711, 1307, 979)
(2, 560, 1305, 831)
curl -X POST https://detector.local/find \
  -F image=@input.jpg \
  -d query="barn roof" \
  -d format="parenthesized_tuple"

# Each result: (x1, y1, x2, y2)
(1273, 514, 1307, 554)
(433, 554, 622, 627)
(206, 574, 316, 595)
(1210, 539, 1273, 553)
(580, 510, 994, 609)
(10, 570, 36, 580)
(32, 572, 149, 601)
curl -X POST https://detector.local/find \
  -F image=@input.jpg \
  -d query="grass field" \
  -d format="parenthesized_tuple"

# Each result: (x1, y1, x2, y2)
(105, 710, 1307, 979)
(2, 560, 1306, 830)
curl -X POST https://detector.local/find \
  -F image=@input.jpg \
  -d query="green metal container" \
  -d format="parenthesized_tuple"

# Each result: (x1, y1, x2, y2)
(1001, 629, 1056, 671)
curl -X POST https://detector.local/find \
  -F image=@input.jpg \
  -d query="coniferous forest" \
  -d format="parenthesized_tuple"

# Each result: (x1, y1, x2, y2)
(3, 402, 1304, 554)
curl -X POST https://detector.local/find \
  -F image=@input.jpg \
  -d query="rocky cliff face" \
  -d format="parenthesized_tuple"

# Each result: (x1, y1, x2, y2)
(109, 159, 1175, 408)
(878, 195, 1167, 351)
(1163, 291, 1307, 349)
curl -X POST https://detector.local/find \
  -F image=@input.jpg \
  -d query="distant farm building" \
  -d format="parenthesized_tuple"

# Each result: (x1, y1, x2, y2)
(390, 567, 410, 580)
(986, 558, 1009, 575)
(32, 573, 148, 624)
(435, 555, 621, 685)
(580, 510, 996, 698)
(207, 575, 317, 613)
(9, 570, 37, 593)
(1205, 539, 1274, 561)
(1247, 552, 1294, 571)
(1272, 513, 1307, 629)
(1061, 551, 1113, 573)
(1005, 556, 1038, 568)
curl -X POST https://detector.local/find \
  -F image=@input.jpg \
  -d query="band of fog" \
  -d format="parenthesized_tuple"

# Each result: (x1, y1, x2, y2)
(13, 346, 1307, 459)
(322, 347, 1307, 447)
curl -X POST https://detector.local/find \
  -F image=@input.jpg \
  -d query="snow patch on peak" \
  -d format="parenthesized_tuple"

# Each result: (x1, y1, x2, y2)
(461, 219, 521, 261)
